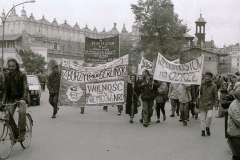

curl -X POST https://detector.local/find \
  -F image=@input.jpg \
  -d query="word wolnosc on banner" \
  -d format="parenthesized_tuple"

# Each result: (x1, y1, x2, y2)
(86, 81, 124, 105)
(153, 53, 204, 85)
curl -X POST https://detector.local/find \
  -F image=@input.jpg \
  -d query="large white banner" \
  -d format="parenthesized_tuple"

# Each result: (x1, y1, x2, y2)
(137, 57, 153, 75)
(85, 81, 124, 104)
(153, 53, 204, 85)
(59, 54, 128, 106)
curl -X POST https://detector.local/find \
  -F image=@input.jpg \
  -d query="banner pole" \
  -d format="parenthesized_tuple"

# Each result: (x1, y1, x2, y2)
(118, 34, 120, 58)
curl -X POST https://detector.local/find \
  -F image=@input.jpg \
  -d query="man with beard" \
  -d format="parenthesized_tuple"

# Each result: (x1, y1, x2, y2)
(199, 72, 218, 136)
(47, 65, 61, 118)
(1, 58, 28, 142)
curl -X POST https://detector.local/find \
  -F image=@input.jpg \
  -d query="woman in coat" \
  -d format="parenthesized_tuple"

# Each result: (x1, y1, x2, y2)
(126, 74, 140, 123)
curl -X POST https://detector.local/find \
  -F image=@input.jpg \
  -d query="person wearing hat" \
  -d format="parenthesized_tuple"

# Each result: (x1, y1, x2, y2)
(227, 86, 240, 160)
(47, 65, 61, 118)
(198, 72, 218, 136)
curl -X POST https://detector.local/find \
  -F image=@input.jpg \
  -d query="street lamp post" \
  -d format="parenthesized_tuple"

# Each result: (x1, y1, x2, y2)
(1, 0, 35, 69)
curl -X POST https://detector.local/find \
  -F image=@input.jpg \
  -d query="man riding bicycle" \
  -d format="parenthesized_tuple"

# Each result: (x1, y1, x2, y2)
(1, 58, 29, 142)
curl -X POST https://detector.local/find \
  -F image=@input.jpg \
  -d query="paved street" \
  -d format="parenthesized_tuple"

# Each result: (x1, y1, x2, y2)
(8, 90, 231, 160)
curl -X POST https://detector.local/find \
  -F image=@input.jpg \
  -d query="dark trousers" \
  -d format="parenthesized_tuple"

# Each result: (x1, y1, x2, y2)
(142, 100, 154, 123)
(188, 101, 195, 118)
(171, 99, 180, 114)
(49, 93, 59, 114)
(117, 105, 123, 112)
(156, 102, 166, 119)
(228, 137, 240, 160)
(40, 82, 45, 91)
(180, 102, 189, 121)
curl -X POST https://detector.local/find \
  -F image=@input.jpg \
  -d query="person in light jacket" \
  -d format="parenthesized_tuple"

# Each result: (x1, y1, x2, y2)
(177, 83, 192, 126)
(155, 81, 168, 123)
(168, 83, 180, 117)
(227, 86, 240, 160)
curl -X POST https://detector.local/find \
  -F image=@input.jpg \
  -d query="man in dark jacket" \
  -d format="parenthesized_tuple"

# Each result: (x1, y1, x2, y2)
(1, 58, 29, 142)
(199, 72, 218, 136)
(47, 65, 61, 118)
(139, 74, 159, 127)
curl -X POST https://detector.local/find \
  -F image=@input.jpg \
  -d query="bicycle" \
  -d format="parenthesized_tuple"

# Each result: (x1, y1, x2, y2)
(0, 101, 33, 160)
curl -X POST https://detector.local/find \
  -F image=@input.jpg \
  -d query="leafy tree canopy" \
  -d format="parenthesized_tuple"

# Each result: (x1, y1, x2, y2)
(131, 0, 189, 61)
(20, 50, 47, 73)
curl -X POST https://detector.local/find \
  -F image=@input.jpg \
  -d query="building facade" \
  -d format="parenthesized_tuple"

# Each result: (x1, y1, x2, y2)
(0, 7, 140, 72)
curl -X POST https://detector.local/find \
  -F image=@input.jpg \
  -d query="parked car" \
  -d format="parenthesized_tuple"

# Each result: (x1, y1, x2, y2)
(27, 75, 41, 105)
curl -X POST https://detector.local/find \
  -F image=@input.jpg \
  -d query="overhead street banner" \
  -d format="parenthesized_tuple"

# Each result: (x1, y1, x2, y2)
(59, 54, 129, 106)
(153, 53, 204, 85)
(84, 36, 119, 63)
(138, 57, 153, 75)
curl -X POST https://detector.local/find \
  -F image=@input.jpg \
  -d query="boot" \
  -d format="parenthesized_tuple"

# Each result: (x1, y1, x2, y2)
(52, 113, 56, 118)
(163, 115, 166, 121)
(206, 127, 211, 136)
(179, 112, 183, 122)
(170, 111, 175, 117)
(80, 107, 84, 114)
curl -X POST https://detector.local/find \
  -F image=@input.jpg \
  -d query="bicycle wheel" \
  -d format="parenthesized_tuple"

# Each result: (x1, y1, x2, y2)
(0, 121, 14, 160)
(20, 114, 32, 149)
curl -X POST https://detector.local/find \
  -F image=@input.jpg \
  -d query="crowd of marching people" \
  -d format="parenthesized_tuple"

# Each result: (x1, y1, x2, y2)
(123, 69, 240, 160)
(0, 59, 239, 159)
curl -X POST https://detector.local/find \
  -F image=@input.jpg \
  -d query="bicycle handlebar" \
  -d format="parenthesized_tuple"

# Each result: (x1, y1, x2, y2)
(0, 101, 20, 107)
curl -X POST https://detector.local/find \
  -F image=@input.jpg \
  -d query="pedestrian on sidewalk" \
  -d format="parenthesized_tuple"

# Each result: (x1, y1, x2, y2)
(39, 72, 47, 91)
(227, 85, 240, 160)
(177, 83, 192, 126)
(155, 80, 168, 123)
(47, 65, 61, 118)
(199, 72, 218, 136)
(125, 74, 140, 123)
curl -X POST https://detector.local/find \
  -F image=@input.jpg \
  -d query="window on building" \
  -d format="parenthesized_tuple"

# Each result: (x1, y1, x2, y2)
(54, 43, 57, 49)
(209, 57, 211, 60)
(62, 45, 64, 51)
(238, 63, 239, 67)
(238, 58, 239, 61)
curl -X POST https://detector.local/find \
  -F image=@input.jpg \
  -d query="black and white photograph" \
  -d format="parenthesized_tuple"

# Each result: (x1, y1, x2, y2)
(0, 0, 240, 159)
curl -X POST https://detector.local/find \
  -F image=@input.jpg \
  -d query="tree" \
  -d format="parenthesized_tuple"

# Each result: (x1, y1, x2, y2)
(20, 50, 47, 73)
(131, 0, 189, 61)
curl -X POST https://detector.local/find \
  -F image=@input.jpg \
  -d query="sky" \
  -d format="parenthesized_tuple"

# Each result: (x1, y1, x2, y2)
(1, 0, 240, 48)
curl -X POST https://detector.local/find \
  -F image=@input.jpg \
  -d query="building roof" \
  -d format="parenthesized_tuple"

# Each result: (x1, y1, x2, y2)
(195, 14, 206, 23)
(0, 35, 22, 41)
(181, 46, 218, 55)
